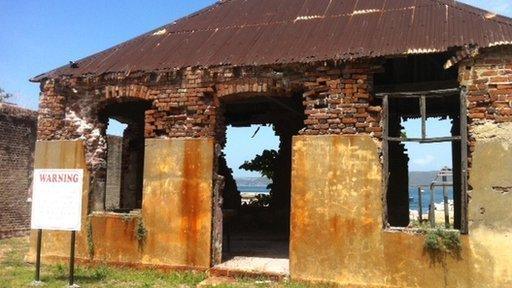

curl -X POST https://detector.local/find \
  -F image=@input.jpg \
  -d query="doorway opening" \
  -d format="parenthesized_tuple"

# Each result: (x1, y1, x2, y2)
(214, 93, 304, 275)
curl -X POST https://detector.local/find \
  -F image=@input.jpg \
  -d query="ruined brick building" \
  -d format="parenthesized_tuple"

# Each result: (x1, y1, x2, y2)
(28, 0, 512, 287)
(0, 103, 37, 239)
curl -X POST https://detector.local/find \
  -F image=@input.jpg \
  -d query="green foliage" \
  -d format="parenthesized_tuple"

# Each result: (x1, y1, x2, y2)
(239, 149, 278, 180)
(247, 194, 272, 208)
(121, 214, 132, 223)
(135, 218, 148, 245)
(423, 228, 461, 256)
(0, 87, 12, 102)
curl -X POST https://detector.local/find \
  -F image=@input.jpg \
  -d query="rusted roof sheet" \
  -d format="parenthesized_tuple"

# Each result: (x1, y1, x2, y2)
(32, 0, 512, 81)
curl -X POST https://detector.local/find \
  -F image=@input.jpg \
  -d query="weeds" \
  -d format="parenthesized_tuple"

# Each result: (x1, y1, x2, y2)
(87, 220, 95, 259)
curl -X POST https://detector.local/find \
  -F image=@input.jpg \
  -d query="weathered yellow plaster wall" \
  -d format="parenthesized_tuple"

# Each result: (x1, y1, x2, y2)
(290, 135, 512, 287)
(29, 138, 214, 270)
(141, 138, 213, 268)
(467, 122, 512, 286)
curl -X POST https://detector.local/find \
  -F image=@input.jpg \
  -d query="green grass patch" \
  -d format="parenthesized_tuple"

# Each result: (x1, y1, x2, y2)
(0, 237, 330, 287)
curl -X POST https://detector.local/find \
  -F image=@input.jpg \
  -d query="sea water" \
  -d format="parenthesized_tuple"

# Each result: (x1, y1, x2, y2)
(238, 185, 270, 193)
(237, 185, 453, 212)
(409, 186, 453, 211)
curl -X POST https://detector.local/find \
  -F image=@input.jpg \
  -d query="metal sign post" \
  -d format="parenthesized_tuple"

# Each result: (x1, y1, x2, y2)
(69, 231, 78, 287)
(33, 229, 43, 286)
(30, 169, 84, 287)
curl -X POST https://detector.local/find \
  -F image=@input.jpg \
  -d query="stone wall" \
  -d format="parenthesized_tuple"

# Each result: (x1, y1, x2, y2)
(0, 103, 37, 239)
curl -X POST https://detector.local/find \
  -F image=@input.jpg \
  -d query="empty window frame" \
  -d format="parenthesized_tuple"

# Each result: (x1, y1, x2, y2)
(101, 101, 149, 213)
(380, 89, 468, 233)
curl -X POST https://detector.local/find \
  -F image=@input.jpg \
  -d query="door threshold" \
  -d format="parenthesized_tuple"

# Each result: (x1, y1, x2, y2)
(211, 256, 289, 279)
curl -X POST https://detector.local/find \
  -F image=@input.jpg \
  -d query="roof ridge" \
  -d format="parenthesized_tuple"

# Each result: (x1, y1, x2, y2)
(163, 0, 231, 29)
(430, 0, 512, 27)
(148, 3, 439, 36)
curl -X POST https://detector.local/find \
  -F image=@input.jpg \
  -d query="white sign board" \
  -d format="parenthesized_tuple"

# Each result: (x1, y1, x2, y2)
(31, 169, 84, 231)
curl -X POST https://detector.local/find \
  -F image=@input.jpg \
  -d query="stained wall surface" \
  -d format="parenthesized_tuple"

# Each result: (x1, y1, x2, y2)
(29, 138, 214, 270)
(290, 135, 512, 287)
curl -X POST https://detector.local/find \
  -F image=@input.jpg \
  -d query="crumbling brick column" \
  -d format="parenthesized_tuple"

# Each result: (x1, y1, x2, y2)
(459, 46, 512, 164)
(37, 80, 66, 140)
(37, 80, 108, 211)
(458, 45, 512, 237)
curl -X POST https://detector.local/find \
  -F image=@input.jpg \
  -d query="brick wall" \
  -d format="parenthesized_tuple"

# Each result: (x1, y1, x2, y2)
(459, 46, 512, 164)
(301, 64, 382, 136)
(34, 63, 389, 215)
(0, 103, 37, 239)
(35, 62, 384, 204)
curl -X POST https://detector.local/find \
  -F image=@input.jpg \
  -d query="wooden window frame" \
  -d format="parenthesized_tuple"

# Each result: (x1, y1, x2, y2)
(378, 88, 469, 234)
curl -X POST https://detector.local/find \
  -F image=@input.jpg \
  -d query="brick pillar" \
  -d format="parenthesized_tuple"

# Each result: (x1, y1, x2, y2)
(37, 80, 66, 140)
(459, 46, 512, 235)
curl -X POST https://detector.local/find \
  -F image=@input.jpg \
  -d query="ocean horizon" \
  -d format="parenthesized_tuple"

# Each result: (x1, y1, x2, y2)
(237, 185, 453, 211)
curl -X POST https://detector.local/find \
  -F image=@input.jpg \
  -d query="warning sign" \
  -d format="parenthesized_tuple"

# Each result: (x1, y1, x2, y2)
(30, 169, 84, 231)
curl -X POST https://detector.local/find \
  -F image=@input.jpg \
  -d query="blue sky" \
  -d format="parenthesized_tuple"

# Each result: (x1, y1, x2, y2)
(1, 0, 510, 177)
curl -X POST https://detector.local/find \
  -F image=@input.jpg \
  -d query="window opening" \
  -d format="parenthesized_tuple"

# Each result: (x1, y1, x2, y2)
(101, 101, 149, 213)
(380, 89, 468, 233)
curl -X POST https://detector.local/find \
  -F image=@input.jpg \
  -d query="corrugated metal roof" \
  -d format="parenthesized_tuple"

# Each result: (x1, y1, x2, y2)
(32, 0, 512, 81)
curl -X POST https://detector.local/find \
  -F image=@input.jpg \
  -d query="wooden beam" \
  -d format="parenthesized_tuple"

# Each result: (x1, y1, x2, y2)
(420, 96, 427, 139)
(374, 80, 459, 95)
(460, 88, 469, 234)
(387, 136, 461, 143)
(382, 95, 389, 229)
(375, 88, 460, 98)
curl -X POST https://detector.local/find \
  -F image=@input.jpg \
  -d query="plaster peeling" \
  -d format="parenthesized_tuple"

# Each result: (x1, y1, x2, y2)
(90, 128, 101, 138)
(152, 28, 167, 36)
(65, 110, 94, 136)
(352, 9, 381, 15)
(294, 15, 324, 22)
(405, 48, 439, 54)
(470, 121, 512, 143)
(492, 186, 511, 195)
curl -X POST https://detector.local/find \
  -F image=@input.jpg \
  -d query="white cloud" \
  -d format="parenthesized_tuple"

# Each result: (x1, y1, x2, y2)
(412, 155, 435, 166)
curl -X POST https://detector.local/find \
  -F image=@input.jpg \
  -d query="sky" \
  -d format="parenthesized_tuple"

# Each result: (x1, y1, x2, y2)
(1, 0, 511, 177)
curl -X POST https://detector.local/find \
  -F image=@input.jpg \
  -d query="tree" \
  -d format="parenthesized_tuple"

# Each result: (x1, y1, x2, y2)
(0, 87, 12, 102)
(239, 149, 278, 208)
(239, 149, 278, 181)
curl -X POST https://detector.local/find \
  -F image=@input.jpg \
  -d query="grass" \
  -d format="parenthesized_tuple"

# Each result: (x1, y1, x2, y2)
(0, 237, 330, 288)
